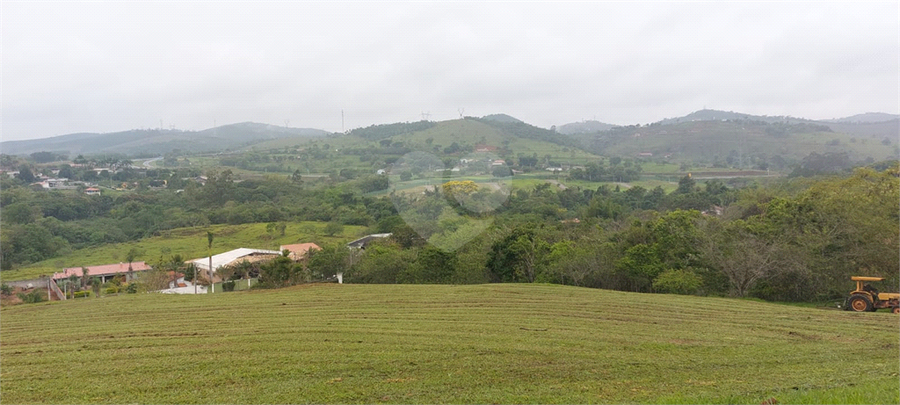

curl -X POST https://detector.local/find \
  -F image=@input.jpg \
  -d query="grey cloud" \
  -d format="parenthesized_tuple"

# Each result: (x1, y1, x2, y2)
(2, 1, 897, 141)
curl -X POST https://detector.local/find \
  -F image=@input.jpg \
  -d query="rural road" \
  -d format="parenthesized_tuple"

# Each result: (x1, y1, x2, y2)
(142, 157, 163, 167)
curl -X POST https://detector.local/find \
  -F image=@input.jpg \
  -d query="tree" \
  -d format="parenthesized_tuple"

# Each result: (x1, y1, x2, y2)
(2, 203, 38, 225)
(323, 221, 343, 236)
(125, 246, 142, 271)
(652, 269, 703, 295)
(614, 210, 704, 292)
(291, 169, 304, 185)
(307, 244, 349, 281)
(30, 151, 59, 163)
(58, 164, 75, 179)
(487, 225, 549, 283)
(351, 242, 411, 284)
(17, 165, 35, 183)
(492, 166, 512, 177)
(413, 245, 457, 284)
(698, 219, 781, 297)
(81, 267, 90, 289)
(674, 174, 696, 194)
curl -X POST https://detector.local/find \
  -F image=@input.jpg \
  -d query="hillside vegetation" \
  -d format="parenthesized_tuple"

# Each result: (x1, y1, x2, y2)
(1, 284, 897, 404)
(0, 122, 328, 156)
(573, 120, 896, 170)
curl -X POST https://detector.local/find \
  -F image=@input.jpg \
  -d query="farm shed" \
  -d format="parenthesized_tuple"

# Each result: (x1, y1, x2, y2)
(347, 233, 392, 249)
(189, 248, 281, 283)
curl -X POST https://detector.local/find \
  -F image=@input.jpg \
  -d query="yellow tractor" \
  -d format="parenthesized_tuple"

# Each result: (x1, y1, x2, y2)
(844, 276, 900, 313)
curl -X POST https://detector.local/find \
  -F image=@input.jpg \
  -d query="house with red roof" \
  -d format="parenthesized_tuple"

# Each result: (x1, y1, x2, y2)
(52, 262, 153, 283)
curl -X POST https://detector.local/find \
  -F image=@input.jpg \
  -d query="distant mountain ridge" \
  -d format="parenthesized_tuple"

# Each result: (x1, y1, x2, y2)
(655, 109, 817, 125)
(555, 120, 616, 135)
(822, 112, 900, 124)
(5, 109, 896, 159)
(480, 113, 523, 123)
(1, 122, 328, 156)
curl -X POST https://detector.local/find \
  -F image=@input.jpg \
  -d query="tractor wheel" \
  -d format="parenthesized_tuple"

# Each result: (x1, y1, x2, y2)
(848, 295, 873, 312)
(892, 307, 899, 314)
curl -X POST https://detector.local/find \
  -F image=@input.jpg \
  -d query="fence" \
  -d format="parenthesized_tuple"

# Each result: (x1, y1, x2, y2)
(48, 278, 66, 301)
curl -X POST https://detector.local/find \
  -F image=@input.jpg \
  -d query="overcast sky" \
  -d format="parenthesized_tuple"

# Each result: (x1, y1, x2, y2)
(2, 1, 898, 141)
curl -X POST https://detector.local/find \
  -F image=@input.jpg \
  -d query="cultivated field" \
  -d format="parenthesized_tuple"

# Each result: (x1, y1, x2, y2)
(1, 284, 897, 404)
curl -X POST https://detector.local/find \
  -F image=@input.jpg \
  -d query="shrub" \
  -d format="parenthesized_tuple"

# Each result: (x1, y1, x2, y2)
(222, 281, 236, 292)
(125, 283, 138, 294)
(653, 269, 703, 295)
(73, 291, 92, 299)
(105, 287, 118, 295)
(17, 290, 44, 303)
(0, 283, 12, 296)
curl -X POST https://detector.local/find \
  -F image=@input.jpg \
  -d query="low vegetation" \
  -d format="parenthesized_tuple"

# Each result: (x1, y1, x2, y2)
(1, 284, 897, 404)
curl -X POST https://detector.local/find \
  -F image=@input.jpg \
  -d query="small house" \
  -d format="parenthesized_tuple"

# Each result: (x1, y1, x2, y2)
(52, 261, 153, 283)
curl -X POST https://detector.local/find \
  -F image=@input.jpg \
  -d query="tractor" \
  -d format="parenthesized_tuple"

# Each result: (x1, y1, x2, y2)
(844, 276, 900, 313)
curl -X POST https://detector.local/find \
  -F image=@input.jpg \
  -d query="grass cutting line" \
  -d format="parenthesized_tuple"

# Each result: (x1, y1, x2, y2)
(1, 283, 897, 404)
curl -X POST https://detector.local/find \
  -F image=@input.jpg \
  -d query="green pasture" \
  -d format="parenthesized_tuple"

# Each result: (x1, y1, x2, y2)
(0, 222, 367, 282)
(1, 284, 897, 404)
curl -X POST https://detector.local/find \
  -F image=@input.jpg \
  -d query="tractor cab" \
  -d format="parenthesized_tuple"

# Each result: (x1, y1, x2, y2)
(845, 276, 900, 313)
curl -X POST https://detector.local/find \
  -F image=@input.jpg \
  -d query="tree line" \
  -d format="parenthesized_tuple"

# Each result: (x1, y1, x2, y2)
(1, 159, 896, 303)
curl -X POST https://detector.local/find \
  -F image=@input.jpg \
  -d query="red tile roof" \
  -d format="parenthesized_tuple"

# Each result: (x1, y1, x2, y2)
(52, 262, 152, 280)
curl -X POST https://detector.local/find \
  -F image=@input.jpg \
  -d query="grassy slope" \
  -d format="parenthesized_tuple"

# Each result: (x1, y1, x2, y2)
(403, 119, 600, 163)
(0, 222, 367, 282)
(253, 119, 602, 167)
(1, 284, 897, 404)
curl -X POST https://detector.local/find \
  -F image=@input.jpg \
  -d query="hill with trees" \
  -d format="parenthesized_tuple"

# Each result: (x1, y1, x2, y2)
(570, 118, 896, 171)
(555, 120, 616, 135)
(823, 112, 899, 123)
(0, 122, 328, 157)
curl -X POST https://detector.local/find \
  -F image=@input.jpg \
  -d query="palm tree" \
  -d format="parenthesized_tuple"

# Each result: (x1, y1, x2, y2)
(207, 231, 214, 293)
(80, 267, 89, 290)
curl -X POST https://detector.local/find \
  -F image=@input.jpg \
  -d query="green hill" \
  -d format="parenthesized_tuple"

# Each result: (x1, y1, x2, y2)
(573, 119, 896, 169)
(1, 284, 897, 404)
(396, 118, 599, 164)
(480, 113, 524, 123)
(247, 118, 601, 171)
(0, 122, 328, 157)
(556, 120, 616, 135)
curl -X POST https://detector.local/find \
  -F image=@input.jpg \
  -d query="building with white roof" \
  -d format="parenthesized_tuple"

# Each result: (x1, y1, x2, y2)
(189, 248, 281, 283)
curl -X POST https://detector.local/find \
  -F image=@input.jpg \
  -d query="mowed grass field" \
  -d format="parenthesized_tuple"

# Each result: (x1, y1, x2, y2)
(1, 284, 897, 404)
